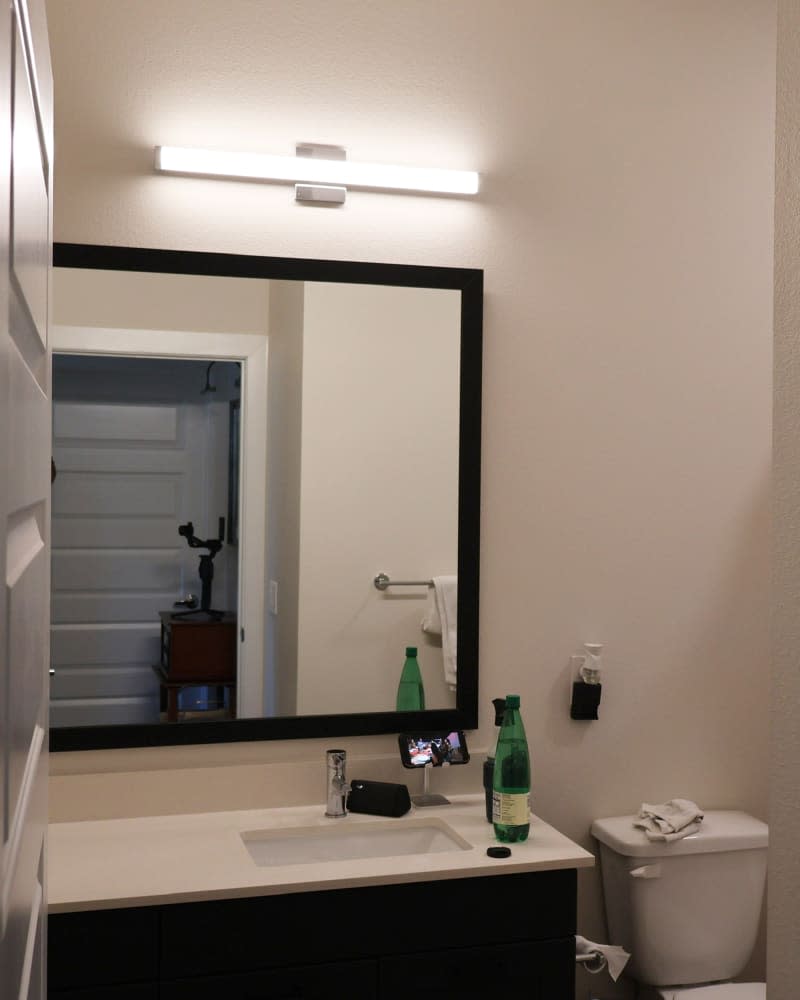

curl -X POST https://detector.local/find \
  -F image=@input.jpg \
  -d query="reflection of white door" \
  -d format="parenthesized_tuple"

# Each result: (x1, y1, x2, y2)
(51, 327, 268, 719)
(50, 398, 233, 726)
(1, 1, 52, 997)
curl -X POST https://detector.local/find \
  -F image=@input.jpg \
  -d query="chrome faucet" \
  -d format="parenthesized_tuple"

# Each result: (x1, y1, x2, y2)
(325, 749, 348, 817)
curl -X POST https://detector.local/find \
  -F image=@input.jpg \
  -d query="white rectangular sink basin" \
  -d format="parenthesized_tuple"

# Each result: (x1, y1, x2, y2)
(241, 817, 472, 867)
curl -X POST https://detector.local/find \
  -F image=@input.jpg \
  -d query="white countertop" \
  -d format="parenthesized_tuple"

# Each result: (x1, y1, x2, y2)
(48, 793, 594, 913)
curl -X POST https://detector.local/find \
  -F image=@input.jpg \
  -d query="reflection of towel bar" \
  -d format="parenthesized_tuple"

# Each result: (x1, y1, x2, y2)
(374, 572, 433, 591)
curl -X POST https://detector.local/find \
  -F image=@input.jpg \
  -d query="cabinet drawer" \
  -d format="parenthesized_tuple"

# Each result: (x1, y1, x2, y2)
(49, 986, 157, 1000)
(160, 870, 576, 978)
(161, 959, 377, 999)
(379, 938, 574, 999)
(48, 908, 158, 990)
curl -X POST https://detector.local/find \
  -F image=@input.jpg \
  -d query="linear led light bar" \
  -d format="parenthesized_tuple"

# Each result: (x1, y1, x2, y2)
(155, 145, 479, 196)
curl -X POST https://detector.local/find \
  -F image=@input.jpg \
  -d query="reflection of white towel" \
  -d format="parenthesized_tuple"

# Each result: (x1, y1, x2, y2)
(421, 589, 442, 635)
(634, 799, 704, 842)
(421, 575, 457, 690)
(575, 935, 630, 982)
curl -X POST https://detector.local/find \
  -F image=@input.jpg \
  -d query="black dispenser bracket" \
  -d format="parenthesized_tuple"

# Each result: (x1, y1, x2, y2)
(569, 645, 603, 720)
(570, 681, 602, 720)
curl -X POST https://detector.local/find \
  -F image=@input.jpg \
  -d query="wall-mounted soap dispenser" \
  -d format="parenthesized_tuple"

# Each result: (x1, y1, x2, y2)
(569, 643, 603, 720)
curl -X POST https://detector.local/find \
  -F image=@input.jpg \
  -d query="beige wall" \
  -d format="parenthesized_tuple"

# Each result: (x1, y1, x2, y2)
(297, 283, 460, 715)
(265, 280, 304, 717)
(52, 268, 269, 334)
(771, 0, 800, 995)
(46, 2, 776, 994)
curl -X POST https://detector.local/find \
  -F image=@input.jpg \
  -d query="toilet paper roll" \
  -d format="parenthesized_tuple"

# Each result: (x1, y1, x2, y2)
(575, 935, 631, 982)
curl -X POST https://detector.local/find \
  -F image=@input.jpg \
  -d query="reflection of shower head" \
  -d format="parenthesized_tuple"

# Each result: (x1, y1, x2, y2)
(201, 361, 217, 394)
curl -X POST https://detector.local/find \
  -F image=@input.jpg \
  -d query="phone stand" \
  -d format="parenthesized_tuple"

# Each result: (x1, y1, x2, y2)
(411, 764, 451, 808)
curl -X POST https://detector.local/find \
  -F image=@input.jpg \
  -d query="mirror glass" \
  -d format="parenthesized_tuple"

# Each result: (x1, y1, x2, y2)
(49, 245, 482, 751)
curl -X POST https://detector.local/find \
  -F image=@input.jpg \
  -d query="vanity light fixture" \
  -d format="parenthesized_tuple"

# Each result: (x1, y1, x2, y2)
(154, 143, 480, 204)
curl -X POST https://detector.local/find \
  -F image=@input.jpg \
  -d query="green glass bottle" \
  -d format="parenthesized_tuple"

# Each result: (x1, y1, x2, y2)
(396, 646, 426, 711)
(492, 694, 531, 843)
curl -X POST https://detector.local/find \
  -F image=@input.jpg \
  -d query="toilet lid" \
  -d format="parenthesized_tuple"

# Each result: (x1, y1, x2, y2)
(663, 985, 766, 1000)
(592, 810, 768, 858)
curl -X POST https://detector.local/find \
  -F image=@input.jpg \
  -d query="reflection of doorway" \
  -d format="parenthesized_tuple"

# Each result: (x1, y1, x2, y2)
(50, 325, 268, 724)
(51, 355, 241, 727)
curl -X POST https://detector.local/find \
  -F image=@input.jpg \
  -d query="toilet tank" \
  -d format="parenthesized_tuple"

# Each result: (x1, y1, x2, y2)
(591, 811, 767, 988)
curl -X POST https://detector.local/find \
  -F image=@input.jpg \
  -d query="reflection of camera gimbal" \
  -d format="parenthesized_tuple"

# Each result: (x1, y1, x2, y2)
(174, 517, 225, 619)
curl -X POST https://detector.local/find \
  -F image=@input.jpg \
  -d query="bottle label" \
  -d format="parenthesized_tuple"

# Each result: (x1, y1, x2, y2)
(492, 791, 530, 825)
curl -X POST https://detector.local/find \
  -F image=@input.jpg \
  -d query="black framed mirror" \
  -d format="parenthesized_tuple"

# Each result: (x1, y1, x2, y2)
(49, 243, 482, 751)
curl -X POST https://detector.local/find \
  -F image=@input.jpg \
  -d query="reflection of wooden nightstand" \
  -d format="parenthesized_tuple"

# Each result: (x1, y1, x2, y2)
(156, 611, 237, 722)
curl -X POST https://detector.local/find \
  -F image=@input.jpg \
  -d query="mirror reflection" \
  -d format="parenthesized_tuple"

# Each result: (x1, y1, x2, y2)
(50, 265, 463, 732)
(51, 352, 243, 727)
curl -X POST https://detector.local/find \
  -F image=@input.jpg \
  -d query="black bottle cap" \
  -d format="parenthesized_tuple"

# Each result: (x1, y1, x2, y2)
(492, 698, 506, 726)
(486, 846, 512, 858)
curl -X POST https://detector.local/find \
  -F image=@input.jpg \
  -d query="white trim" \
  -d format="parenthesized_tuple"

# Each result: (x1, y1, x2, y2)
(51, 325, 268, 718)
(1, 724, 44, 936)
(16, 878, 42, 1000)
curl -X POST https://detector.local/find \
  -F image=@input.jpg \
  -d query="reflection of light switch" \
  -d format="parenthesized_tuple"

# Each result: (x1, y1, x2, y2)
(269, 580, 278, 615)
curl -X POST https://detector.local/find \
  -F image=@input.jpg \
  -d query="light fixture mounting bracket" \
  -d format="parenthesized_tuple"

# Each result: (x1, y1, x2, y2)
(295, 143, 347, 205)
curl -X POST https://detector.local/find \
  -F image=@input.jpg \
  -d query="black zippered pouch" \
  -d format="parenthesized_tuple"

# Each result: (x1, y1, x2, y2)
(346, 779, 411, 817)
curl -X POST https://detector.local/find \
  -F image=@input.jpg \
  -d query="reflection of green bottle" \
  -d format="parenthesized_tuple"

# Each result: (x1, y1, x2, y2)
(396, 646, 426, 711)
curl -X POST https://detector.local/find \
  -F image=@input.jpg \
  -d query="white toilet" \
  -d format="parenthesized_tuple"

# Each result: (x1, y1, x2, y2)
(591, 810, 768, 1000)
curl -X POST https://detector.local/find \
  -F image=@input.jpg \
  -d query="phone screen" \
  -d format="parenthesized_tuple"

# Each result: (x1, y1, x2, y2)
(399, 731, 469, 768)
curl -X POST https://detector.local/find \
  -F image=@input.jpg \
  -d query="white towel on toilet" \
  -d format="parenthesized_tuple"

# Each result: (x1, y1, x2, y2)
(421, 575, 457, 690)
(634, 799, 704, 842)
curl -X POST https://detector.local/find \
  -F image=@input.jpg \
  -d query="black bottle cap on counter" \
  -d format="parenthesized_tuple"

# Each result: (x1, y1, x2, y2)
(486, 846, 512, 858)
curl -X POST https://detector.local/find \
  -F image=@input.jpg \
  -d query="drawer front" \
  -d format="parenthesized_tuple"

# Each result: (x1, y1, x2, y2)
(161, 959, 377, 1000)
(49, 986, 157, 1000)
(379, 938, 574, 999)
(167, 621, 236, 679)
(160, 870, 576, 978)
(48, 909, 159, 990)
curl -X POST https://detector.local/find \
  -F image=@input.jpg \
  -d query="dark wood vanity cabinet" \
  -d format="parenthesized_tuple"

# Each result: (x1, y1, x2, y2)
(48, 868, 577, 999)
(47, 906, 159, 999)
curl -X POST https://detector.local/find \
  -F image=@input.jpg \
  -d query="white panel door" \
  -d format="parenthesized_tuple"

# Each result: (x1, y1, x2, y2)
(0, 1, 52, 999)
(50, 399, 225, 727)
